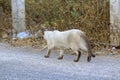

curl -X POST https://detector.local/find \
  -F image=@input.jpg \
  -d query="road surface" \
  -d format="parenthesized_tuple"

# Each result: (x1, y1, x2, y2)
(0, 43, 120, 80)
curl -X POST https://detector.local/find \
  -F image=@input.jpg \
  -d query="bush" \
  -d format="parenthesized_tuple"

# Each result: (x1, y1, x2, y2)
(26, 0, 110, 44)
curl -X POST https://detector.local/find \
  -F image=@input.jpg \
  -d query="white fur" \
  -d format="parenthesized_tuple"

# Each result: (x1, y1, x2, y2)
(44, 29, 88, 52)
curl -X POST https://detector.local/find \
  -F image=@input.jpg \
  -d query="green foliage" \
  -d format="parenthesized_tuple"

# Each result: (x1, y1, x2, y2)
(0, 0, 11, 12)
(26, 0, 110, 43)
(0, 0, 110, 44)
(0, 0, 12, 37)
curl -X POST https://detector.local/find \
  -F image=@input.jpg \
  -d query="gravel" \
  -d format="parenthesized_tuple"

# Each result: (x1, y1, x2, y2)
(0, 43, 120, 80)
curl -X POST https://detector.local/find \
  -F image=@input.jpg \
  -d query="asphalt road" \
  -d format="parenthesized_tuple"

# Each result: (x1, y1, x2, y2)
(0, 43, 120, 80)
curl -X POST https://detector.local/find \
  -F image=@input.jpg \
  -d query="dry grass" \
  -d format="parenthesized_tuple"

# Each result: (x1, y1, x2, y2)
(0, 0, 110, 50)
(25, 0, 110, 44)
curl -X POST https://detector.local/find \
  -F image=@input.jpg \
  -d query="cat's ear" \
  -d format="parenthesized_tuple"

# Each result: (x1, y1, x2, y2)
(49, 27, 55, 31)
